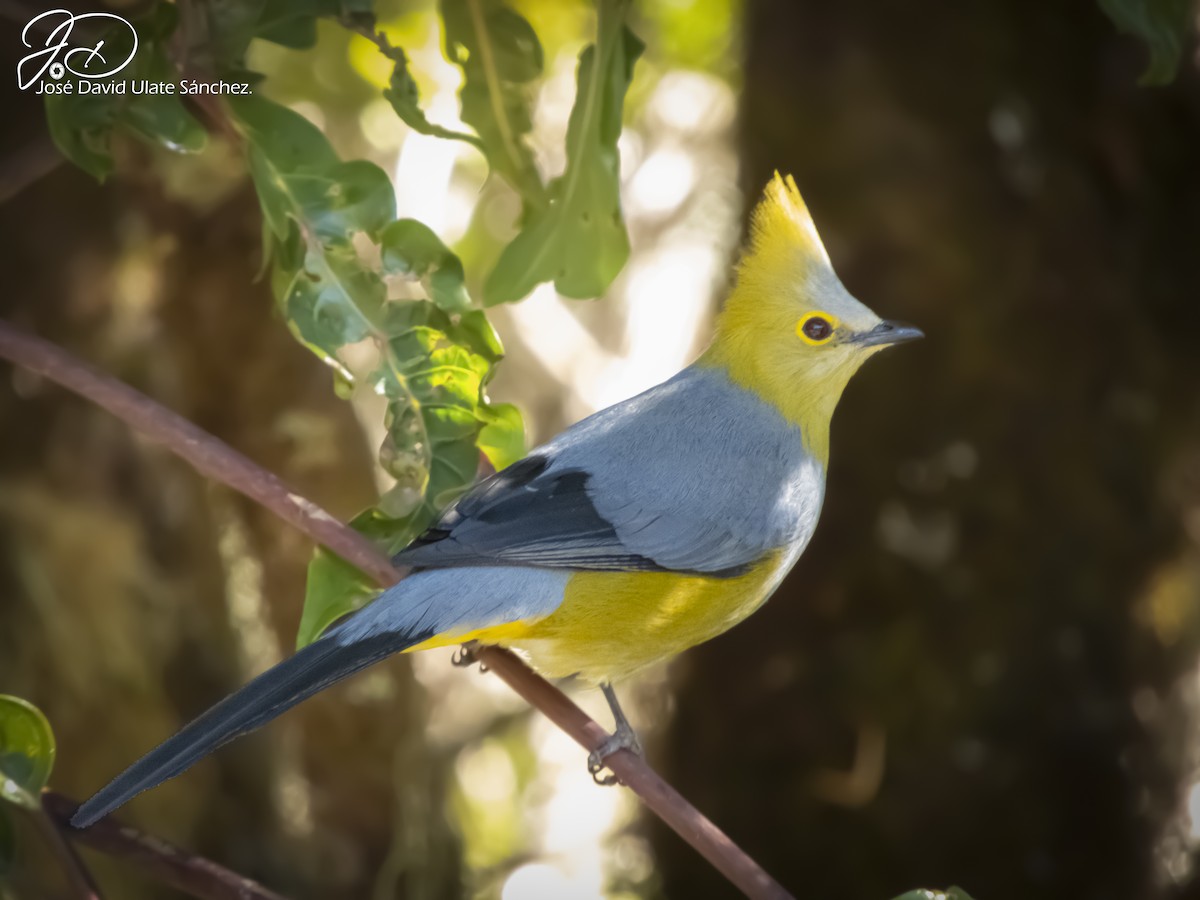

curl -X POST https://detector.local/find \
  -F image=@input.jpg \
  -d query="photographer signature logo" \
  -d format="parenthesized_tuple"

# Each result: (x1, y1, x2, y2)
(17, 9, 138, 90)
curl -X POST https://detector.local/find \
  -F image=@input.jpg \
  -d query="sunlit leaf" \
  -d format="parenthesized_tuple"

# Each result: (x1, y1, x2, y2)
(484, 2, 642, 304)
(0, 696, 55, 811)
(441, 0, 547, 207)
(477, 402, 525, 470)
(1098, 0, 1193, 84)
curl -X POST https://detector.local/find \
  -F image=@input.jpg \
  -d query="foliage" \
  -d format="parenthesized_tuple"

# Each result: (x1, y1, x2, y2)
(44, 6, 206, 180)
(42, 0, 642, 646)
(441, 0, 547, 208)
(892, 889, 977, 900)
(0, 696, 55, 810)
(484, 0, 644, 304)
(1098, 0, 1194, 84)
(0, 695, 56, 878)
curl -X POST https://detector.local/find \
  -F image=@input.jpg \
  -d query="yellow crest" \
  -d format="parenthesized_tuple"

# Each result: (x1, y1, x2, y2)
(744, 172, 831, 273)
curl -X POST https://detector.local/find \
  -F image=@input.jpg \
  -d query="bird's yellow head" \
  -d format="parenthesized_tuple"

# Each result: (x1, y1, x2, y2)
(704, 173, 921, 458)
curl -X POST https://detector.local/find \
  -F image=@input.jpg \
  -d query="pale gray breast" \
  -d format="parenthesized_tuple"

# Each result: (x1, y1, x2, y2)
(542, 366, 826, 574)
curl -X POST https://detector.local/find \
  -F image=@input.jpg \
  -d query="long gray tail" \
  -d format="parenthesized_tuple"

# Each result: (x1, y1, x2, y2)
(70, 626, 425, 829)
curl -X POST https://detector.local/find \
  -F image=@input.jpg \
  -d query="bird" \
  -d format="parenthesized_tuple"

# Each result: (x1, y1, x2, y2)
(71, 173, 922, 828)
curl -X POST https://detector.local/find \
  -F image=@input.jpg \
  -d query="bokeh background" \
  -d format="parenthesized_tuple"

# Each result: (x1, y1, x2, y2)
(2, 0, 1200, 898)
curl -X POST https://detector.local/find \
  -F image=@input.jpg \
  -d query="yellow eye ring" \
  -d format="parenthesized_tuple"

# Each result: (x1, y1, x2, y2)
(796, 312, 839, 346)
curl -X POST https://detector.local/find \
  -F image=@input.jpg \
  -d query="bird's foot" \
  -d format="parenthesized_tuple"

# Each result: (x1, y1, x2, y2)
(587, 723, 643, 787)
(451, 642, 486, 671)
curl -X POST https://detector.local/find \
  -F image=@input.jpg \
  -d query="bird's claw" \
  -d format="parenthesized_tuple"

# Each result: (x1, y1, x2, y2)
(451, 643, 484, 672)
(587, 728, 643, 786)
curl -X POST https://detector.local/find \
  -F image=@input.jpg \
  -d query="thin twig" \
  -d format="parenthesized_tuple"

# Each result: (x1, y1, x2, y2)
(0, 323, 400, 586)
(42, 793, 287, 900)
(0, 320, 793, 900)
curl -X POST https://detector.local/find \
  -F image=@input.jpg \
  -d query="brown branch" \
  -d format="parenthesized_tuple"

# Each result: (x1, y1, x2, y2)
(0, 320, 793, 900)
(42, 793, 287, 900)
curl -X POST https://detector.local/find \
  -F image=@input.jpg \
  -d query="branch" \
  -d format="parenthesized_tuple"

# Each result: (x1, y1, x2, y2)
(0, 320, 793, 900)
(42, 793, 286, 900)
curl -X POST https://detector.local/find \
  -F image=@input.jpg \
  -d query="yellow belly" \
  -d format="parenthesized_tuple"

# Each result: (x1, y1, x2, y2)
(435, 553, 785, 683)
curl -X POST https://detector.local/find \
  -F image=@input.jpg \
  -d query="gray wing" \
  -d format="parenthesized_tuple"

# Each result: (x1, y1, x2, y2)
(395, 367, 824, 577)
(395, 453, 682, 573)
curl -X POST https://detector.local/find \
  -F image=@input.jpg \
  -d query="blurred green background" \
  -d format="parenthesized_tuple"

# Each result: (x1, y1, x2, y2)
(2, 0, 1199, 898)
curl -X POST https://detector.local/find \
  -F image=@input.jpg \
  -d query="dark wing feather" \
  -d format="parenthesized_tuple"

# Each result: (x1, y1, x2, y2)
(395, 454, 728, 573)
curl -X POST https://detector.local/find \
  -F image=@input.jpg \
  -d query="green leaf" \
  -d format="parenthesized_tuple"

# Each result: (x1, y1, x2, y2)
(477, 402, 525, 470)
(43, 8, 206, 181)
(441, 0, 547, 207)
(0, 696, 55, 810)
(381, 219, 472, 313)
(279, 241, 386, 350)
(233, 96, 396, 367)
(377, 38, 487, 150)
(483, 3, 642, 304)
(45, 92, 118, 181)
(297, 519, 385, 649)
(236, 97, 394, 242)
(1098, 0, 1193, 84)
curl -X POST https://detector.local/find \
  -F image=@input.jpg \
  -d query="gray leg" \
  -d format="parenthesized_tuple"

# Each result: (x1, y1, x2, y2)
(587, 683, 644, 785)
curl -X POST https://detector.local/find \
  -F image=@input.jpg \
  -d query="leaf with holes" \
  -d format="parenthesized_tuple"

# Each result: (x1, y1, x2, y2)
(484, 3, 642, 304)
(236, 97, 393, 242)
(381, 219, 472, 313)
(0, 696, 55, 811)
(378, 39, 486, 150)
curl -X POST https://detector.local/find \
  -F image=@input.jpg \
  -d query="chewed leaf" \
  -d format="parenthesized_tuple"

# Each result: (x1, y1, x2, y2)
(236, 98, 394, 243)
(441, 0, 547, 208)
(381, 41, 486, 150)
(279, 242, 386, 351)
(483, 11, 642, 304)
(381, 219, 472, 313)
(0, 696, 56, 810)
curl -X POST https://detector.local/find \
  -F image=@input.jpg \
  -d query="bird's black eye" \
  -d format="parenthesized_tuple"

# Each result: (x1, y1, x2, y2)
(799, 314, 835, 345)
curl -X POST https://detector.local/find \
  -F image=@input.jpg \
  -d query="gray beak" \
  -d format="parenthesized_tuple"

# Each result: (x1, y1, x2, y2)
(852, 320, 924, 348)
